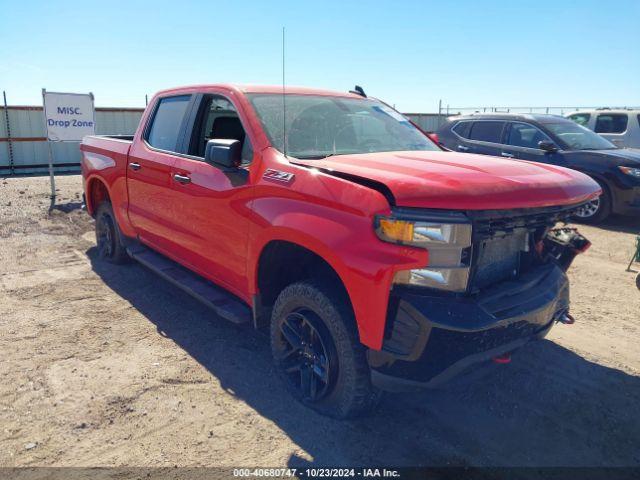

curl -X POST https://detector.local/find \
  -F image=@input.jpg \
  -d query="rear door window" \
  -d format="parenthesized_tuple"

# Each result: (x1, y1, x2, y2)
(468, 121, 505, 143)
(506, 122, 552, 149)
(452, 121, 472, 138)
(568, 113, 590, 127)
(146, 95, 192, 152)
(595, 114, 628, 134)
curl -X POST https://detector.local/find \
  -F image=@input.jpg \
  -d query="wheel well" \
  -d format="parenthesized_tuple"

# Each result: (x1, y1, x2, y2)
(88, 179, 110, 215)
(586, 174, 614, 206)
(256, 240, 353, 327)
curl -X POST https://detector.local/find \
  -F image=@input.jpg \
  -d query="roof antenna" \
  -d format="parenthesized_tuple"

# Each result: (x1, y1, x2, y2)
(282, 26, 287, 157)
(349, 85, 367, 98)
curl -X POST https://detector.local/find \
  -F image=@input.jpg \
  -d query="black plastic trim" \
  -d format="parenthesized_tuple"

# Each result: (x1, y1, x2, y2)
(369, 263, 569, 390)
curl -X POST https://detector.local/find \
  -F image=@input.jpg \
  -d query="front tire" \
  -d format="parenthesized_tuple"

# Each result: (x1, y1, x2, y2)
(270, 281, 380, 418)
(573, 179, 611, 224)
(95, 202, 129, 264)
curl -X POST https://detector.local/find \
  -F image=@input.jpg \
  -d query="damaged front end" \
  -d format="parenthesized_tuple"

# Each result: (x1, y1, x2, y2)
(467, 204, 591, 289)
(543, 227, 591, 272)
(369, 203, 591, 392)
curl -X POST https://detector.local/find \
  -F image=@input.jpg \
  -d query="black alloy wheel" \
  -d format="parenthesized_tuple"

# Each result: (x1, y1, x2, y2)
(94, 202, 129, 264)
(96, 210, 116, 259)
(276, 308, 338, 402)
(271, 281, 380, 418)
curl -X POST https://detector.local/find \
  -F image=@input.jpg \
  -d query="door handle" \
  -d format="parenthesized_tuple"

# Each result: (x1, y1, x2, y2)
(129, 162, 141, 171)
(173, 173, 191, 184)
(457, 145, 470, 151)
(501, 152, 514, 158)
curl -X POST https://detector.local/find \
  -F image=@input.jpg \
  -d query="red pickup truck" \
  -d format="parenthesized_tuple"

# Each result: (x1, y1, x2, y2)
(81, 84, 599, 418)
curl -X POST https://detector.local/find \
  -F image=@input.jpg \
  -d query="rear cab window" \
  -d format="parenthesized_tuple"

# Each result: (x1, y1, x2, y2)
(145, 95, 192, 152)
(595, 114, 628, 134)
(468, 121, 505, 143)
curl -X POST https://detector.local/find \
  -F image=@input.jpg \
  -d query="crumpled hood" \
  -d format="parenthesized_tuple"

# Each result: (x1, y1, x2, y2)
(294, 150, 600, 210)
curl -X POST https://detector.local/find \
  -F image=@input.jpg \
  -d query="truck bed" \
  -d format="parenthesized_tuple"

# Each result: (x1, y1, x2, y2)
(99, 134, 134, 142)
(81, 133, 134, 161)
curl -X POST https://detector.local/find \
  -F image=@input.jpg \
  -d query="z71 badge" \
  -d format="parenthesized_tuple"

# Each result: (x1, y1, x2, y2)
(263, 169, 295, 183)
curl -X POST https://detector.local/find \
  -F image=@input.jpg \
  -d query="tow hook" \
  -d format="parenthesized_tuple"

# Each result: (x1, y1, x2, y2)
(558, 312, 576, 325)
(492, 353, 511, 364)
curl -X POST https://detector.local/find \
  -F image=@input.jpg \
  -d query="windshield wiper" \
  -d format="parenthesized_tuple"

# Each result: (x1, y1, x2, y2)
(294, 153, 341, 160)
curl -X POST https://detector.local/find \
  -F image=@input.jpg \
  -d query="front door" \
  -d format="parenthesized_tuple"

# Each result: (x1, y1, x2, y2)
(127, 94, 193, 253)
(166, 94, 255, 297)
(503, 121, 563, 165)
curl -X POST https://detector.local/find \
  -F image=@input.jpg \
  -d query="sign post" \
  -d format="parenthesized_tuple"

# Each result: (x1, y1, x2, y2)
(42, 89, 95, 209)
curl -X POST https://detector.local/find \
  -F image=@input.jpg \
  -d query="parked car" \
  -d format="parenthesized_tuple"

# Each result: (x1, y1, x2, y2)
(566, 109, 640, 149)
(436, 113, 640, 223)
(81, 85, 598, 418)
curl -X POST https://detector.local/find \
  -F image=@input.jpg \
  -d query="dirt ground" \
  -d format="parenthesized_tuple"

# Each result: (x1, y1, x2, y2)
(1, 174, 639, 468)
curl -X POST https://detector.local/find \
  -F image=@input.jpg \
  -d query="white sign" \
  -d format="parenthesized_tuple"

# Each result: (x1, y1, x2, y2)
(43, 91, 95, 142)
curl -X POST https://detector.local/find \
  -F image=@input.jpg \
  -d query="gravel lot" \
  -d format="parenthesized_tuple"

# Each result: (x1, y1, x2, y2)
(1, 174, 639, 468)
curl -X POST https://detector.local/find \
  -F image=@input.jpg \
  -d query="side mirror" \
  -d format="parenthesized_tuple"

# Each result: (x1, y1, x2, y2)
(538, 140, 558, 153)
(205, 139, 241, 168)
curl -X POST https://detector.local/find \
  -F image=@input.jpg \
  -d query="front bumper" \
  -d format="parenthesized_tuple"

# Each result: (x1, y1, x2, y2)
(368, 263, 570, 391)
(613, 186, 640, 216)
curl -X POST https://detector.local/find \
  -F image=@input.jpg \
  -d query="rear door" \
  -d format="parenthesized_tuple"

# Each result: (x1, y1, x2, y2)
(465, 120, 506, 157)
(165, 94, 255, 297)
(127, 94, 193, 253)
(445, 120, 474, 153)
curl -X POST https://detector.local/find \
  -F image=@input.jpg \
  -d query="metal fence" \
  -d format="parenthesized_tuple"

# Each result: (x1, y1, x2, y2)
(404, 113, 448, 132)
(436, 104, 640, 117)
(1, 101, 144, 176)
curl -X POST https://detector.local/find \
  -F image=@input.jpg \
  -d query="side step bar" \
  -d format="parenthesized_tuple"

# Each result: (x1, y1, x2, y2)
(127, 244, 251, 325)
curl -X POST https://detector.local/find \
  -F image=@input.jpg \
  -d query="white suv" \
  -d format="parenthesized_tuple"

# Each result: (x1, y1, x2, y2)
(566, 109, 640, 149)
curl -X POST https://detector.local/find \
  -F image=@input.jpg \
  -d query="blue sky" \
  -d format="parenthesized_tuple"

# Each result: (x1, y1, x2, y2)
(1, 0, 639, 111)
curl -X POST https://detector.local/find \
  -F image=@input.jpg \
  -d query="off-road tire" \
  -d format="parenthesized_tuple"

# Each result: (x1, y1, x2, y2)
(95, 202, 129, 264)
(270, 280, 381, 418)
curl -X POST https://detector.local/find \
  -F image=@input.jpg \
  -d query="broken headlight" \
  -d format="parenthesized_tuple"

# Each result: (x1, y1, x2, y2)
(375, 213, 472, 292)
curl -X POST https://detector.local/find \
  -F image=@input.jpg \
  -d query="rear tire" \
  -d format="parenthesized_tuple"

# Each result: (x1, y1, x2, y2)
(573, 179, 611, 224)
(95, 202, 129, 264)
(270, 280, 380, 419)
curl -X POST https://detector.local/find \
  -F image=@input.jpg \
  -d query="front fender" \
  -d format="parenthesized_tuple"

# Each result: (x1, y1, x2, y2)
(247, 200, 426, 350)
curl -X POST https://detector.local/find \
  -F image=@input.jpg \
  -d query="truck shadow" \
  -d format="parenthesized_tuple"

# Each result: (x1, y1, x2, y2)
(572, 214, 639, 235)
(89, 249, 640, 468)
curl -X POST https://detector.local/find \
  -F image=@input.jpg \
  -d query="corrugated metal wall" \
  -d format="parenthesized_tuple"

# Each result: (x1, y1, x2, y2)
(1, 107, 144, 175)
(1, 108, 444, 176)
(404, 113, 448, 132)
